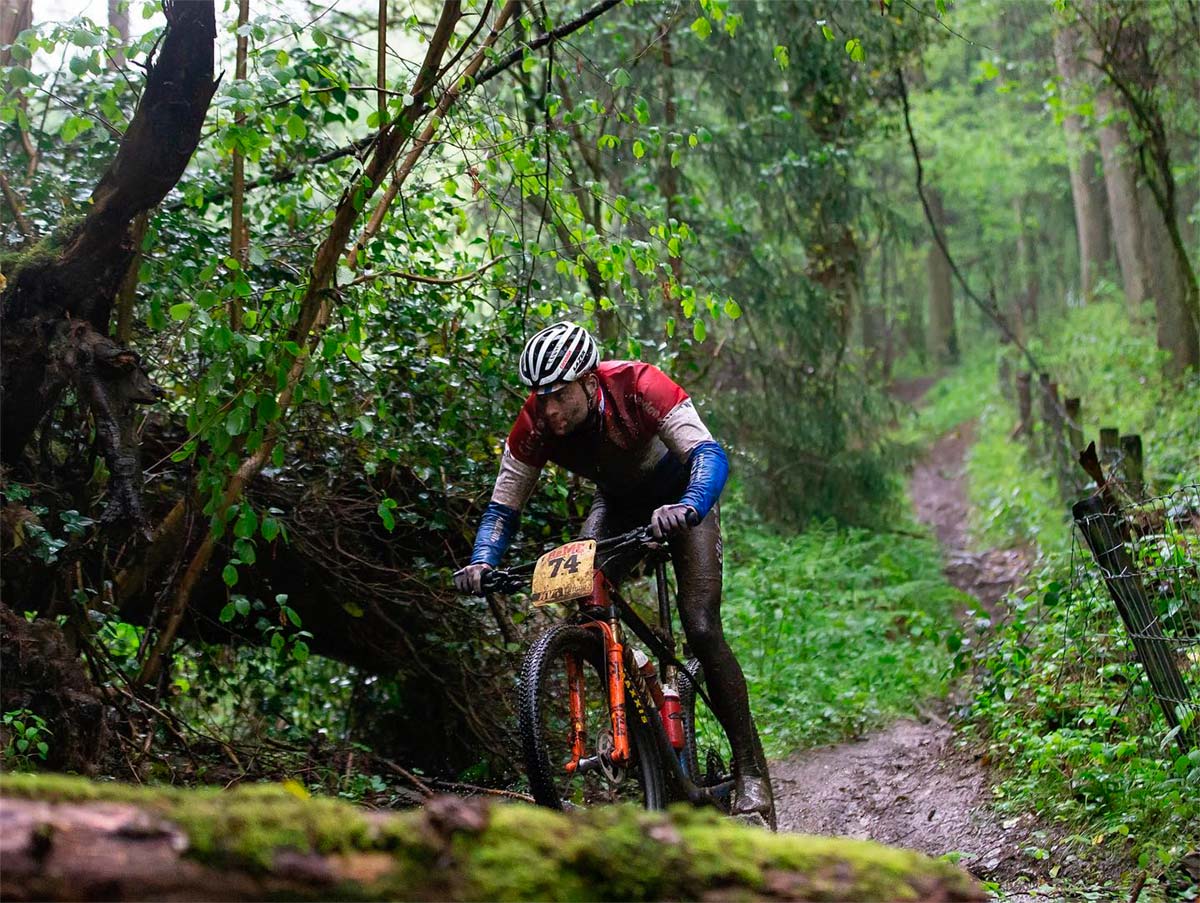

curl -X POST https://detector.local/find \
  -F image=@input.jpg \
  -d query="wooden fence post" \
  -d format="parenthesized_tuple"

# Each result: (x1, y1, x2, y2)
(1064, 397, 1083, 454)
(1064, 397, 1086, 493)
(1099, 427, 1121, 475)
(1072, 495, 1196, 752)
(1015, 372, 1033, 442)
(1047, 380, 1075, 494)
(1119, 434, 1144, 499)
(1038, 373, 1055, 461)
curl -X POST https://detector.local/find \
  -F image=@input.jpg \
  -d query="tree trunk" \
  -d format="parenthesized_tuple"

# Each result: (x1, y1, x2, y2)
(861, 245, 887, 375)
(107, 0, 129, 69)
(1140, 182, 1200, 373)
(0, 0, 32, 67)
(0, 775, 986, 902)
(1053, 22, 1110, 302)
(925, 188, 957, 364)
(1093, 83, 1148, 317)
(1085, 1, 1200, 372)
(1, 1, 218, 533)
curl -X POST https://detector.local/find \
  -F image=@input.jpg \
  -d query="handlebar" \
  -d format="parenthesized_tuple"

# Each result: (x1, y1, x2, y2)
(476, 514, 697, 596)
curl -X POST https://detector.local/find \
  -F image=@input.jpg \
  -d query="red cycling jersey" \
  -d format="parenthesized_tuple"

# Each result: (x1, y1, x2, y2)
(471, 360, 728, 566)
(494, 361, 711, 506)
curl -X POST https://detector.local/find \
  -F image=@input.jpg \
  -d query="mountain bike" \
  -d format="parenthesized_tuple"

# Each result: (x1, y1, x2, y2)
(480, 522, 749, 820)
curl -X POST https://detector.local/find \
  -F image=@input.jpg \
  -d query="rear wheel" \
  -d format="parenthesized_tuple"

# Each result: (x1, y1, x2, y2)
(678, 659, 733, 800)
(519, 623, 666, 811)
(679, 658, 777, 830)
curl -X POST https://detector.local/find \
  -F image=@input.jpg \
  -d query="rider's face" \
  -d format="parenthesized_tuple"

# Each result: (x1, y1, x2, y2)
(538, 376, 594, 437)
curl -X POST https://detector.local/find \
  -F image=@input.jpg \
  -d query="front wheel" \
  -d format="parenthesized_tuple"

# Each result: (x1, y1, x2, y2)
(519, 623, 666, 811)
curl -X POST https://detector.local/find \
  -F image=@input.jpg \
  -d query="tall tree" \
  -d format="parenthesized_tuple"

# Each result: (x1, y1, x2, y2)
(1052, 22, 1111, 302)
(925, 187, 957, 364)
(1082, 0, 1200, 371)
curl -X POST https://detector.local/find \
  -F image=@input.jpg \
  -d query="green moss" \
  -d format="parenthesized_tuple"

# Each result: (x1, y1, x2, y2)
(0, 213, 87, 282)
(0, 774, 980, 901)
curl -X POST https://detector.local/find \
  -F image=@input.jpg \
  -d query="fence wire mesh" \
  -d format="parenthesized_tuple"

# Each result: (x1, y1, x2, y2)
(1066, 485, 1200, 751)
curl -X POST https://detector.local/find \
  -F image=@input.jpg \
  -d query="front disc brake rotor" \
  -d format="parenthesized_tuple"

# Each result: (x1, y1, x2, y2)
(597, 731, 626, 784)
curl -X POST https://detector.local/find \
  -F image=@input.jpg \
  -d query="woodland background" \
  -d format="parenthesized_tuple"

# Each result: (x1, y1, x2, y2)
(1, 0, 1198, 896)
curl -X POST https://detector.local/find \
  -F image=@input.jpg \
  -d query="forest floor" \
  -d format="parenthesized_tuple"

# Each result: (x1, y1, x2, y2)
(770, 413, 1113, 900)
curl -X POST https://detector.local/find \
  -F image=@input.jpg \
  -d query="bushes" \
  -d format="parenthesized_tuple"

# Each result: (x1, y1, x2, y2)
(717, 497, 965, 756)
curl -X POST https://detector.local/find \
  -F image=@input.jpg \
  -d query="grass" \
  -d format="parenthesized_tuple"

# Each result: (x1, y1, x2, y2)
(719, 498, 966, 758)
(918, 302, 1200, 893)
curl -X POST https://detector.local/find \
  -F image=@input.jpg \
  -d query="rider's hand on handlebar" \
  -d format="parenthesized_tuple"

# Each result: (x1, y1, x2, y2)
(454, 563, 493, 596)
(650, 504, 698, 539)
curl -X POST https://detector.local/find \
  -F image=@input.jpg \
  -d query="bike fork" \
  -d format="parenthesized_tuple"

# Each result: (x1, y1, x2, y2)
(575, 573, 631, 767)
(564, 654, 586, 774)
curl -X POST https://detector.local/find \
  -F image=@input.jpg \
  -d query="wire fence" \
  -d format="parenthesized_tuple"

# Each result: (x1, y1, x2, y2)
(1066, 485, 1200, 752)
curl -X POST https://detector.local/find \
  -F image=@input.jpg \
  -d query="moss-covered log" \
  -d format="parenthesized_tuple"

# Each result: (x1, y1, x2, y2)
(0, 774, 983, 901)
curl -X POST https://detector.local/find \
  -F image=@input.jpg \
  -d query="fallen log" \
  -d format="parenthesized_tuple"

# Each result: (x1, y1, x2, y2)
(0, 774, 983, 901)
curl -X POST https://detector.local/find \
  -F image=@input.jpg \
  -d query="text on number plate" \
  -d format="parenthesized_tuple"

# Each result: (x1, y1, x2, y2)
(530, 540, 596, 606)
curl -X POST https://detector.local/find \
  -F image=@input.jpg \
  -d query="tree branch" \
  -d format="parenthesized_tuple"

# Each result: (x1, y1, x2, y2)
(474, 0, 623, 87)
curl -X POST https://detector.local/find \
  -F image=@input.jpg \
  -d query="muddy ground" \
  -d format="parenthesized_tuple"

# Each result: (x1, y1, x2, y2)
(771, 421, 1113, 900)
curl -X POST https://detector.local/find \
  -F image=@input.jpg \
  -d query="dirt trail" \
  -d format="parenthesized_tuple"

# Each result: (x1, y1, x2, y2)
(772, 421, 1043, 893)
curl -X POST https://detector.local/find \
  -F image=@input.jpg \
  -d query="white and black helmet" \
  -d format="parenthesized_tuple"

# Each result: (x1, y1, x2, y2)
(519, 321, 599, 394)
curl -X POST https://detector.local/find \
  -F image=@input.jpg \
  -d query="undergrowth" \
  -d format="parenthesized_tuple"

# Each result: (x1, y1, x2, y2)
(719, 498, 965, 758)
(921, 302, 1200, 894)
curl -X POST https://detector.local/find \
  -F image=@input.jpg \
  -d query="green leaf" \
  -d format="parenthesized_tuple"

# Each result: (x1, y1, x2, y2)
(261, 516, 280, 542)
(286, 114, 307, 140)
(844, 38, 865, 63)
(225, 407, 248, 436)
(291, 640, 309, 662)
(691, 17, 712, 39)
(821, 24, 834, 41)
(343, 601, 365, 618)
(222, 564, 239, 587)
(611, 67, 632, 88)
(632, 139, 646, 159)
(377, 501, 396, 532)
(168, 302, 193, 321)
(283, 606, 302, 627)
(723, 298, 742, 319)
(219, 603, 236, 623)
(233, 505, 258, 539)
(693, 319, 707, 342)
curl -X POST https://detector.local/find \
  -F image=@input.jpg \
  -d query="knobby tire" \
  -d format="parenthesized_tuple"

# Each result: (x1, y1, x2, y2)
(518, 623, 666, 811)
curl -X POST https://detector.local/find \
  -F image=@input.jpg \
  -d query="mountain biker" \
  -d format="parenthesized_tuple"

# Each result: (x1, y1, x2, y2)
(454, 321, 774, 823)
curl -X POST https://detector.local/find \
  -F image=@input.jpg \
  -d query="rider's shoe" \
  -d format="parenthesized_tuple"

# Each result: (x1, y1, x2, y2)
(732, 774, 774, 828)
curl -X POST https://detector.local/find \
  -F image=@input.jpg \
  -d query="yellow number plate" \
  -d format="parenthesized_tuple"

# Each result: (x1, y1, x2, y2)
(530, 540, 596, 606)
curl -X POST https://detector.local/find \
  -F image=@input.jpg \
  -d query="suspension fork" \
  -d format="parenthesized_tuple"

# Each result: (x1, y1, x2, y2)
(564, 654, 586, 774)
(579, 571, 631, 765)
